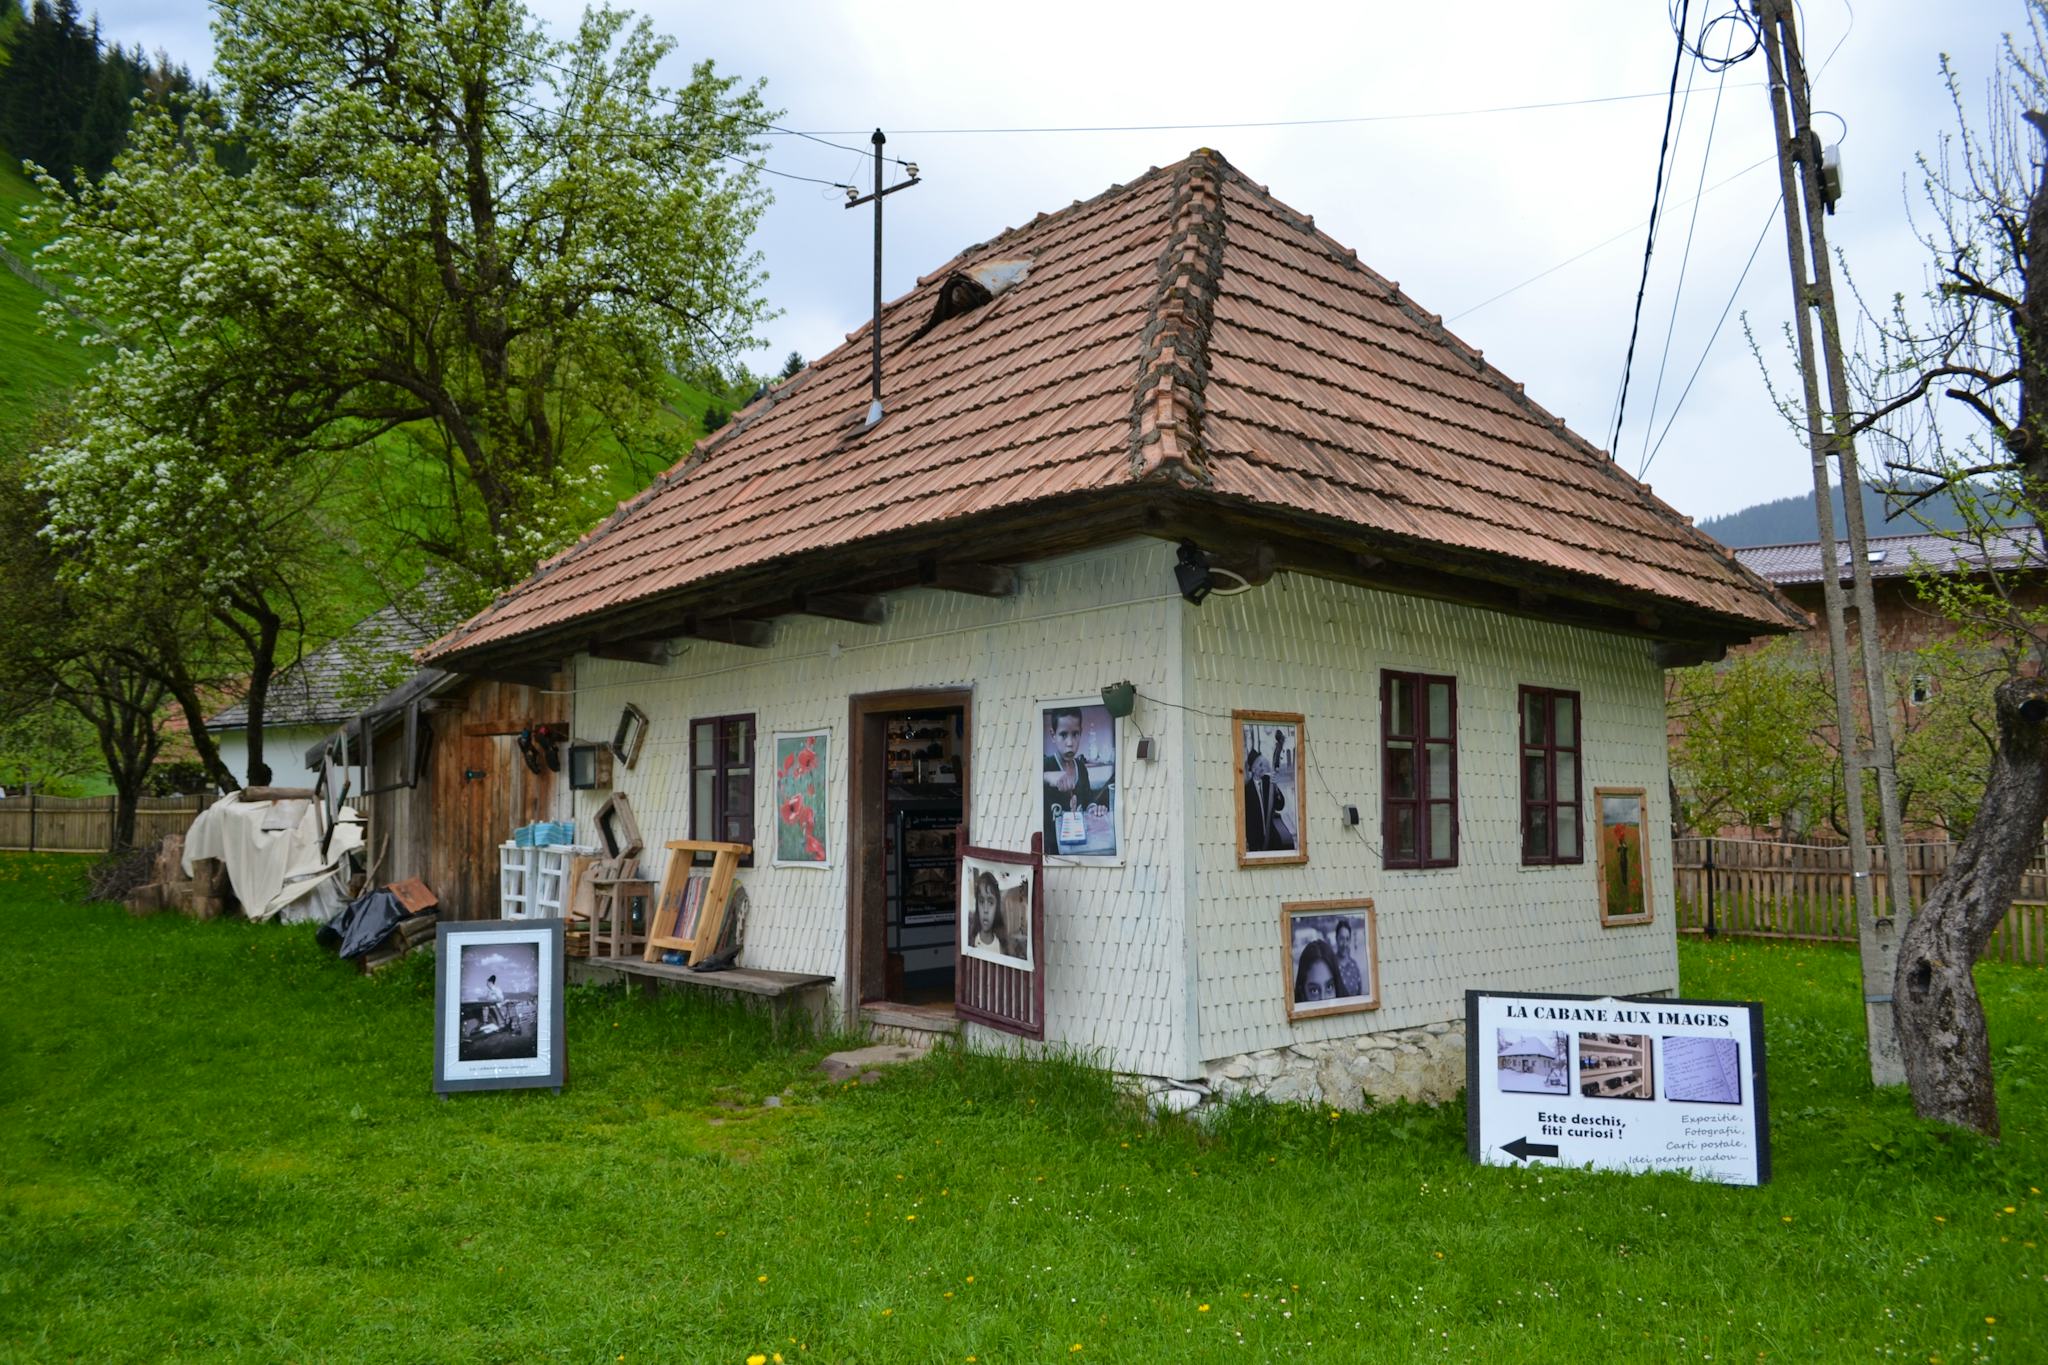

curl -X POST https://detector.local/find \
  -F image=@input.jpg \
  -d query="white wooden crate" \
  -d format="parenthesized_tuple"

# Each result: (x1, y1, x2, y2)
(499, 842, 538, 918)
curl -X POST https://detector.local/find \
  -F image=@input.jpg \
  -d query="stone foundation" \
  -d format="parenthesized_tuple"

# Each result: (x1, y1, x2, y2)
(1126, 1022, 1467, 1113)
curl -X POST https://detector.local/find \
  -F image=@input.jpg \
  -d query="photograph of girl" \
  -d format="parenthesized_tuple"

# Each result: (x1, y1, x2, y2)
(1283, 900, 1378, 1020)
(961, 858, 1034, 969)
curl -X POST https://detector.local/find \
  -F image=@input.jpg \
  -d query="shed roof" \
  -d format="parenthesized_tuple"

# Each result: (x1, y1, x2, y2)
(1734, 528, 2043, 586)
(427, 150, 1801, 667)
(208, 598, 447, 731)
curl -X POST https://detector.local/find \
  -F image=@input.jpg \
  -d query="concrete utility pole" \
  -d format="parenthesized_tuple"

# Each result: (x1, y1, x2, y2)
(1755, 0, 1912, 1086)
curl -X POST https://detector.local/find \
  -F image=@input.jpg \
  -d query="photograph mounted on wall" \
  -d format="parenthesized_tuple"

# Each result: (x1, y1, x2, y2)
(1595, 786, 1651, 925)
(1038, 698, 1119, 861)
(1235, 710, 1308, 866)
(433, 919, 565, 1095)
(772, 729, 832, 867)
(1283, 898, 1377, 1020)
(961, 854, 1036, 970)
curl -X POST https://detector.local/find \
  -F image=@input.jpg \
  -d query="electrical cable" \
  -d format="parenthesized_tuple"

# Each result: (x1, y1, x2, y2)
(1638, 195, 1781, 480)
(1638, 9, 1740, 472)
(1607, 0, 1695, 458)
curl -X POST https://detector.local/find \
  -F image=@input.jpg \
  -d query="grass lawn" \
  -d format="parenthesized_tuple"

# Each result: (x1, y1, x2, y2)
(2, 852, 2043, 1363)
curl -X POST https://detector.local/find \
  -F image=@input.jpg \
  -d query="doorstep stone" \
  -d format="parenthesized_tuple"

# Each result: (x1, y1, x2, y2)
(816, 1043, 923, 1082)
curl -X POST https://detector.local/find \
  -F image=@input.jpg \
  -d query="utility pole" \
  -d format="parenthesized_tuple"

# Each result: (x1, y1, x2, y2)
(845, 129, 920, 429)
(1755, 0, 1911, 1086)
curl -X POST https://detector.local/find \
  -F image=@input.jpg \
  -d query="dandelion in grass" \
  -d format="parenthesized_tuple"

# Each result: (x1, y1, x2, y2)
(749, 1356, 766, 1365)
(1199, 1305, 1210, 1313)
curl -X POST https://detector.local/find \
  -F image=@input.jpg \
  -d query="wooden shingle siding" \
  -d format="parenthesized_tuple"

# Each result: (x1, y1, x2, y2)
(1186, 573, 1678, 1064)
(569, 540, 1193, 1077)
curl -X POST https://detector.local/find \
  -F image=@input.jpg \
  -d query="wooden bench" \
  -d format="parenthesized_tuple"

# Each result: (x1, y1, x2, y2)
(567, 956, 833, 1035)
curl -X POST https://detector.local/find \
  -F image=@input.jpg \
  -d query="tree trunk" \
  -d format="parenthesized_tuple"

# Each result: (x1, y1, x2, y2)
(1893, 674, 2048, 1136)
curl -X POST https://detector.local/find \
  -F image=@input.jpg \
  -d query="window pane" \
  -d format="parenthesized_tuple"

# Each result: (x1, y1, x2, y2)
(1426, 681, 1453, 739)
(1522, 751, 1548, 802)
(1554, 694, 1577, 748)
(1386, 675, 1414, 737)
(693, 721, 715, 766)
(1428, 743, 1453, 797)
(1521, 690, 1545, 745)
(1386, 742, 1416, 799)
(1524, 804, 1551, 860)
(723, 772, 754, 842)
(1428, 802, 1454, 860)
(1557, 807, 1580, 859)
(1388, 803, 1417, 860)
(692, 769, 714, 839)
(1556, 751, 1577, 800)
(721, 719, 750, 767)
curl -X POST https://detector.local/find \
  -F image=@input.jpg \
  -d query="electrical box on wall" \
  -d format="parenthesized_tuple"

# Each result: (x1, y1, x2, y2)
(568, 742, 615, 790)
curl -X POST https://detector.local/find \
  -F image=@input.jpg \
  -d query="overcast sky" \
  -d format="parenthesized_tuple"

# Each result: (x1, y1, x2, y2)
(87, 0, 2025, 524)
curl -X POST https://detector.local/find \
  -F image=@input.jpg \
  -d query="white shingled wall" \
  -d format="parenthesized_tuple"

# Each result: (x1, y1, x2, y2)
(1184, 572, 1679, 1065)
(568, 539, 1193, 1077)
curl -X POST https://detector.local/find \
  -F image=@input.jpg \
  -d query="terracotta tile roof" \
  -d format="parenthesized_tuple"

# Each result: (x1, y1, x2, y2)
(427, 150, 1801, 664)
(1735, 528, 2043, 586)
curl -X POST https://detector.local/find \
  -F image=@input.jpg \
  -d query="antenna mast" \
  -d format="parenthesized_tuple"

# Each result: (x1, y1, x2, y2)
(845, 129, 921, 428)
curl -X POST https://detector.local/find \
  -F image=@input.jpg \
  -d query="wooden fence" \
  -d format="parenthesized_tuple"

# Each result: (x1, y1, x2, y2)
(1673, 837, 2048, 966)
(0, 793, 216, 854)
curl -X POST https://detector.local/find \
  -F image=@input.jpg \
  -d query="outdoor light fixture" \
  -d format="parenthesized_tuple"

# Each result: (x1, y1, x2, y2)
(1100, 681, 1136, 718)
(1175, 541, 1214, 604)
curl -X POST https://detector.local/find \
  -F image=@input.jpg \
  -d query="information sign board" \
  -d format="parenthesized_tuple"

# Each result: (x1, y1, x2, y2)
(1466, 990, 1771, 1186)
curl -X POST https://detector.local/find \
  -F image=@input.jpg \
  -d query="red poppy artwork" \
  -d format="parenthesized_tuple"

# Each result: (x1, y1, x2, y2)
(773, 731, 832, 866)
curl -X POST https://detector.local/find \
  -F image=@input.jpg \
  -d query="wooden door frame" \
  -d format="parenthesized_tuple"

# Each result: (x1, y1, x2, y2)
(843, 686, 973, 1029)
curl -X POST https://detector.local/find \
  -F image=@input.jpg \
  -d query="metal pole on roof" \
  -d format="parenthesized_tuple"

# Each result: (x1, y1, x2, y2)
(1756, 0, 1908, 1086)
(845, 129, 921, 430)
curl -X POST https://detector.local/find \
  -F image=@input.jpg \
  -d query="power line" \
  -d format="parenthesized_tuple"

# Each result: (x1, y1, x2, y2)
(776, 85, 1762, 138)
(1607, 0, 1695, 458)
(1638, 196, 1781, 480)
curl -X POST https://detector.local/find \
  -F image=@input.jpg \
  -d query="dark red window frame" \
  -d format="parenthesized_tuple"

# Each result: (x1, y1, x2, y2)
(1518, 685, 1583, 866)
(689, 713, 756, 867)
(1381, 670, 1458, 869)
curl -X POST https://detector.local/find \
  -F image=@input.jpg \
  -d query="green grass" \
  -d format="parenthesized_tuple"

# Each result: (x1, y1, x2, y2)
(0, 161, 92, 438)
(2, 851, 2044, 1363)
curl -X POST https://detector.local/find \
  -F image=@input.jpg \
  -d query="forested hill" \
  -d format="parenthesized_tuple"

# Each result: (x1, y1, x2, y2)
(1697, 482, 2009, 548)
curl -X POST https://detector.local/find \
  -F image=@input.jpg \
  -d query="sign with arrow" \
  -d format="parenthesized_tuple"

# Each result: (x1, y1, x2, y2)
(1466, 989, 1771, 1186)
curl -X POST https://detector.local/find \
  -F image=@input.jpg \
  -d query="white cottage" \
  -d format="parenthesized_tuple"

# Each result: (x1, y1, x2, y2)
(423, 151, 1801, 1107)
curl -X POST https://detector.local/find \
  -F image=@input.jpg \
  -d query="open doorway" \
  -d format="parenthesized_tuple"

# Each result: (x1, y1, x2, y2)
(846, 688, 971, 1019)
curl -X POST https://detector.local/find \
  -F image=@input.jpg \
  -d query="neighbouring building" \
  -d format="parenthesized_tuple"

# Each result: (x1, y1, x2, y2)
(417, 150, 1800, 1109)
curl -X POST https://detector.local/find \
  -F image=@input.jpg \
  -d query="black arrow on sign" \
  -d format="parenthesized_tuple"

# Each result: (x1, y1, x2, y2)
(1501, 1135, 1560, 1162)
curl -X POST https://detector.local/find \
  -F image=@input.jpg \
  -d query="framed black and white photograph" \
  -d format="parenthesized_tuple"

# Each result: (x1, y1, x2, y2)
(1283, 898, 1377, 1021)
(960, 853, 1036, 970)
(434, 919, 565, 1095)
(1038, 697, 1120, 863)
(1235, 710, 1308, 866)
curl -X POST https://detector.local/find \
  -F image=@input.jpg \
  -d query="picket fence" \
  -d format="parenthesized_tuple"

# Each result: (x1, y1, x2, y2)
(0, 793, 216, 853)
(1672, 837, 2048, 967)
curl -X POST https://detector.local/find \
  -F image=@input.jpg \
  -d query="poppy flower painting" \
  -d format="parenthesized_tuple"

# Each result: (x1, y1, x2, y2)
(772, 730, 833, 867)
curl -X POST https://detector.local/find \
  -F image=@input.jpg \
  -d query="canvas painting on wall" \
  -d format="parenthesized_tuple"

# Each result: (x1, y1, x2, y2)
(1235, 710, 1309, 866)
(772, 730, 831, 868)
(1595, 786, 1652, 925)
(1038, 698, 1119, 862)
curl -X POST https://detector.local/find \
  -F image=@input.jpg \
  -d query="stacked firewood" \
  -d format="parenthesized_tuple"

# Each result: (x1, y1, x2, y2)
(122, 835, 232, 919)
(359, 909, 440, 974)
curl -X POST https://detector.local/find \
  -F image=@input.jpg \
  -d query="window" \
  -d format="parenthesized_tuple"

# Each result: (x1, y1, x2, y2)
(1519, 685, 1582, 865)
(1382, 671, 1457, 868)
(690, 714, 756, 865)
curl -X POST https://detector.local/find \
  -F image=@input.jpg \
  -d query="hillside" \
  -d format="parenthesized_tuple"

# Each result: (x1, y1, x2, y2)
(0, 160, 92, 437)
(1697, 481, 2009, 548)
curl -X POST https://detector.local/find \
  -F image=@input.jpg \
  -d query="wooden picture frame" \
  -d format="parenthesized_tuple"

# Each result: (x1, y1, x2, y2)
(646, 839, 750, 964)
(1234, 710, 1309, 867)
(433, 918, 565, 1095)
(592, 791, 643, 860)
(1283, 897, 1378, 1021)
(611, 703, 649, 770)
(1595, 786, 1653, 926)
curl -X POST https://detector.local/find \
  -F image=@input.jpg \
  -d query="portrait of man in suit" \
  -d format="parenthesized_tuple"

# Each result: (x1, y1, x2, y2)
(1235, 713, 1306, 864)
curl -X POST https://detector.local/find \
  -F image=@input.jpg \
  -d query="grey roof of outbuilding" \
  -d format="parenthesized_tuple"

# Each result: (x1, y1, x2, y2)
(206, 600, 447, 731)
(1733, 528, 2043, 586)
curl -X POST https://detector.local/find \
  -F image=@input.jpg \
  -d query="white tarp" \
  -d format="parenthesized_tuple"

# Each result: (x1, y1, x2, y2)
(183, 795, 364, 923)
